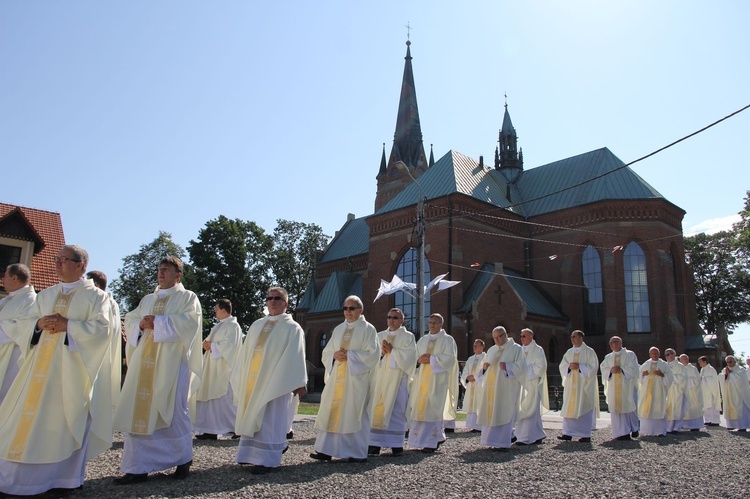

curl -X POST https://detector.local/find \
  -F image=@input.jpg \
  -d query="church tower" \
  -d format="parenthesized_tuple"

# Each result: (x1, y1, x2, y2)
(374, 39, 428, 212)
(494, 100, 524, 184)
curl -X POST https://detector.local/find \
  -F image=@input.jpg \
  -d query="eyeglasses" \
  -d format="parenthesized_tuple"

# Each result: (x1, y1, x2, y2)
(266, 296, 285, 301)
(342, 306, 362, 311)
(55, 256, 80, 264)
(387, 316, 401, 320)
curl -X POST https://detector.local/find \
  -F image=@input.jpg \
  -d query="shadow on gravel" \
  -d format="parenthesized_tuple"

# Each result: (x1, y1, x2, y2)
(600, 439, 642, 450)
(552, 441, 595, 453)
(638, 435, 673, 446)
(456, 447, 518, 464)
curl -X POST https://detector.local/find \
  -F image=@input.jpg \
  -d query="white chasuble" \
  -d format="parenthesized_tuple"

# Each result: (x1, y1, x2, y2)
(700, 364, 721, 413)
(600, 348, 639, 414)
(371, 326, 417, 429)
(114, 283, 202, 434)
(0, 280, 111, 463)
(720, 366, 750, 422)
(559, 343, 599, 419)
(517, 340, 549, 420)
(460, 352, 486, 415)
(476, 339, 526, 427)
(637, 359, 673, 419)
(197, 316, 243, 402)
(682, 362, 703, 421)
(233, 314, 307, 436)
(409, 330, 458, 423)
(666, 360, 686, 422)
(315, 315, 379, 434)
(0, 286, 37, 400)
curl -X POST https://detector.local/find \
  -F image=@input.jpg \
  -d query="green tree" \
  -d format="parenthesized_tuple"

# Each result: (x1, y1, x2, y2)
(734, 190, 750, 260)
(111, 231, 193, 312)
(187, 216, 273, 332)
(270, 219, 329, 313)
(684, 230, 750, 335)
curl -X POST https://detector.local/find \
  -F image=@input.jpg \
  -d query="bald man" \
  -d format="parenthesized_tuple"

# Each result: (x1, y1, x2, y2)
(558, 330, 599, 442)
(600, 336, 640, 440)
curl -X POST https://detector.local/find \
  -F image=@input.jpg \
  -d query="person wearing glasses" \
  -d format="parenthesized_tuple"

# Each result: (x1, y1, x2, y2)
(514, 328, 549, 445)
(697, 356, 721, 426)
(311, 295, 378, 463)
(407, 313, 458, 453)
(0, 246, 113, 496)
(113, 256, 202, 484)
(475, 326, 526, 451)
(368, 308, 416, 456)
(637, 347, 673, 436)
(232, 287, 307, 474)
(719, 355, 750, 432)
(600, 336, 640, 441)
(0, 264, 36, 406)
(664, 348, 686, 434)
(193, 299, 242, 441)
(460, 339, 487, 433)
(558, 329, 599, 443)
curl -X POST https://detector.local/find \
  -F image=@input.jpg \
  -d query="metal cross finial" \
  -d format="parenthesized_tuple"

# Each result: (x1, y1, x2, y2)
(405, 21, 412, 40)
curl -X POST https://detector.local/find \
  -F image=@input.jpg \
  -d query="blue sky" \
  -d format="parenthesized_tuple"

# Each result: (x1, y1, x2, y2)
(2, 1, 748, 354)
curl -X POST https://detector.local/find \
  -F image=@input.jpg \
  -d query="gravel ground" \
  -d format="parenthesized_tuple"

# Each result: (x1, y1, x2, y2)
(58, 421, 750, 498)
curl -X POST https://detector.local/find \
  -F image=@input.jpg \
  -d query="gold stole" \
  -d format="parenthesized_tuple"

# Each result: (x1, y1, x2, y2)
(612, 354, 622, 412)
(486, 347, 504, 421)
(242, 320, 278, 410)
(564, 351, 581, 418)
(7, 289, 76, 460)
(466, 356, 479, 413)
(415, 336, 437, 420)
(326, 325, 354, 432)
(130, 296, 169, 434)
(372, 333, 395, 429)
(725, 372, 738, 420)
(642, 362, 656, 416)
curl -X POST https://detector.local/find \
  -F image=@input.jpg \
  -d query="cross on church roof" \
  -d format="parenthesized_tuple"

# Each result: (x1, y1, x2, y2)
(405, 21, 412, 40)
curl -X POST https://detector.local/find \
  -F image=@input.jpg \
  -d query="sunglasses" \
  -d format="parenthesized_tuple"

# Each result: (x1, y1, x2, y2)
(266, 296, 285, 301)
(342, 306, 362, 311)
(387, 316, 401, 320)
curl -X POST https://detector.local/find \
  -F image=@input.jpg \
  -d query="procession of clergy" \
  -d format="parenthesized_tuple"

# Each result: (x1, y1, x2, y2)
(1, 245, 750, 496)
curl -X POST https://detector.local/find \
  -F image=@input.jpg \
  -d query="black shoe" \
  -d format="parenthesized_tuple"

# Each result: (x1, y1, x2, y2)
(470, 429, 482, 433)
(282, 446, 289, 454)
(196, 433, 217, 440)
(578, 437, 591, 443)
(444, 428, 455, 433)
(45, 486, 83, 496)
(286, 431, 294, 439)
(492, 447, 509, 452)
(615, 435, 632, 441)
(172, 460, 191, 480)
(513, 441, 528, 446)
(231, 433, 241, 440)
(631, 431, 639, 438)
(532, 438, 545, 445)
(510, 436, 517, 443)
(421, 447, 436, 453)
(348, 457, 367, 463)
(310, 452, 332, 461)
(113, 473, 148, 485)
(557, 434, 572, 441)
(436, 439, 445, 448)
(391, 447, 403, 456)
(249, 465, 272, 475)
(368, 446, 381, 456)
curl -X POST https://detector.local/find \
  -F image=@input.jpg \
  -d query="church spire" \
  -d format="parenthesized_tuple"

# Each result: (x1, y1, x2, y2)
(494, 97, 523, 183)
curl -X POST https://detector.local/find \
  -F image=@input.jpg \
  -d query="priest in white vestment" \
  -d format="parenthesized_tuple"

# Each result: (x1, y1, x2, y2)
(678, 354, 704, 431)
(600, 336, 640, 440)
(407, 313, 458, 453)
(86, 270, 122, 413)
(558, 330, 599, 442)
(719, 356, 750, 432)
(311, 295, 379, 462)
(698, 356, 721, 426)
(515, 328, 548, 445)
(664, 348, 686, 433)
(0, 264, 36, 405)
(476, 327, 526, 450)
(194, 298, 242, 439)
(0, 246, 112, 496)
(637, 347, 673, 436)
(368, 308, 416, 456)
(113, 256, 202, 484)
(460, 339, 486, 433)
(233, 287, 307, 474)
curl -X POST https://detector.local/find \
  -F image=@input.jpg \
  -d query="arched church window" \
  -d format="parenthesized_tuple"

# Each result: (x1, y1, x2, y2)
(623, 241, 651, 333)
(582, 245, 605, 335)
(394, 247, 431, 336)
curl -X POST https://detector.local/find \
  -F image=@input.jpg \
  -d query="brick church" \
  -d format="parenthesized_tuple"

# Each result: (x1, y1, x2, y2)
(296, 40, 717, 377)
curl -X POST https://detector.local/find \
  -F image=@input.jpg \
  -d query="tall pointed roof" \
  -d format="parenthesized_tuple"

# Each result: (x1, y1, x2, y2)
(392, 40, 425, 169)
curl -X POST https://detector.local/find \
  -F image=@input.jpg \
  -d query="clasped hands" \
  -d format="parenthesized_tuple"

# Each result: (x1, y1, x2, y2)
(36, 313, 68, 334)
(381, 340, 393, 356)
(333, 348, 348, 362)
(139, 315, 156, 331)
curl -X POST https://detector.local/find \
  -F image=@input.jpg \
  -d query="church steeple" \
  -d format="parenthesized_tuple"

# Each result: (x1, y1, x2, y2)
(375, 39, 428, 212)
(494, 98, 523, 183)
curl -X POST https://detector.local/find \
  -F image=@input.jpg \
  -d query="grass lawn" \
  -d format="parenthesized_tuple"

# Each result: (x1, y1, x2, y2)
(297, 402, 467, 421)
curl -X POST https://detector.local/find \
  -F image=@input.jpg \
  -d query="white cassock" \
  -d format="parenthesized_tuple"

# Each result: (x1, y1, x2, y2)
(700, 364, 721, 425)
(408, 330, 458, 450)
(369, 326, 417, 449)
(719, 366, 750, 431)
(681, 363, 703, 430)
(0, 285, 36, 405)
(666, 360, 686, 432)
(194, 315, 243, 435)
(232, 313, 307, 467)
(0, 279, 111, 496)
(460, 351, 486, 431)
(637, 359, 673, 436)
(515, 340, 548, 444)
(476, 339, 526, 448)
(113, 283, 202, 474)
(559, 343, 599, 438)
(106, 296, 122, 412)
(314, 315, 379, 459)
(600, 348, 640, 438)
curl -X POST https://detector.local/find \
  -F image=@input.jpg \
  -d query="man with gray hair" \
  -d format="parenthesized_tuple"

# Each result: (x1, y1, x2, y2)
(637, 347, 673, 436)
(558, 330, 599, 442)
(0, 264, 36, 405)
(600, 336, 640, 440)
(719, 355, 750, 432)
(514, 328, 548, 445)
